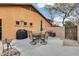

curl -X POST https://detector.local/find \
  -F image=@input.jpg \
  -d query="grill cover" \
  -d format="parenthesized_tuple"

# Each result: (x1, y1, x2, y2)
(16, 29, 28, 39)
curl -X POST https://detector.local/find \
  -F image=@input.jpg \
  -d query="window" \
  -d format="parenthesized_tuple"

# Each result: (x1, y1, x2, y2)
(24, 22, 27, 25)
(0, 19, 2, 26)
(30, 23, 32, 26)
(16, 21, 20, 25)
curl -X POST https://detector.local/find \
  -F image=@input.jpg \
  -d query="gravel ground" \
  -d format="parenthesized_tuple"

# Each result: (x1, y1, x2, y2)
(11, 37, 79, 56)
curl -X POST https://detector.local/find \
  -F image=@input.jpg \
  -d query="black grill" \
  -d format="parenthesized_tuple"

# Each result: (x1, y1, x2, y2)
(16, 29, 28, 39)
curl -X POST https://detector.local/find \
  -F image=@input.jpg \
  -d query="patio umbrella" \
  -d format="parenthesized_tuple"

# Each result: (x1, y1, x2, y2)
(40, 17, 43, 32)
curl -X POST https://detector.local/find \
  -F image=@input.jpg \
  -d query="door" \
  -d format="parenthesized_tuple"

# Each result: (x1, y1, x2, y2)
(65, 26, 77, 40)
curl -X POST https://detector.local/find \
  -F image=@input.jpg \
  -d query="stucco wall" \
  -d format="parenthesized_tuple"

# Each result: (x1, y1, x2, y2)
(77, 26, 79, 42)
(48, 26, 79, 41)
(0, 5, 51, 40)
(47, 27, 65, 39)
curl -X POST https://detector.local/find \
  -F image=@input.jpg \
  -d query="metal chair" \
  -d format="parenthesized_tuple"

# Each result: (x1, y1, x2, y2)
(1, 38, 20, 56)
(40, 32, 48, 45)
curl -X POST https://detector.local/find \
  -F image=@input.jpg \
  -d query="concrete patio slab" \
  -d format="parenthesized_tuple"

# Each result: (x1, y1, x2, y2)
(63, 39, 79, 46)
(11, 37, 79, 56)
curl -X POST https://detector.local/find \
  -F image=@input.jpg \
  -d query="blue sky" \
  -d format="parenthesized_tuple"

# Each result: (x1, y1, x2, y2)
(32, 3, 50, 19)
(32, 3, 63, 26)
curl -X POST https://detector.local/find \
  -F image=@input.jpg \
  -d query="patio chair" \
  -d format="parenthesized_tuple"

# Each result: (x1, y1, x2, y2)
(29, 32, 39, 45)
(2, 38, 11, 52)
(28, 31, 32, 39)
(1, 38, 20, 56)
(45, 31, 48, 39)
(40, 33, 47, 45)
(29, 39, 37, 45)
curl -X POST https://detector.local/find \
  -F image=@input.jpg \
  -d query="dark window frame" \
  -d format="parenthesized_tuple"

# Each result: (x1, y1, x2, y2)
(24, 22, 27, 25)
(16, 21, 20, 25)
(30, 22, 32, 26)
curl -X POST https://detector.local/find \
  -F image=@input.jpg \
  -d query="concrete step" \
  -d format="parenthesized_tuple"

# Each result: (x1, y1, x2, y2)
(63, 39, 79, 46)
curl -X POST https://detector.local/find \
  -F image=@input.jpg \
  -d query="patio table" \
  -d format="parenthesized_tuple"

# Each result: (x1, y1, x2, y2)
(32, 33, 41, 39)
(30, 32, 48, 45)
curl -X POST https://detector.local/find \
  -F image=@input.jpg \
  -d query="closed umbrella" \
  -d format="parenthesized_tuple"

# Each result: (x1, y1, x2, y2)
(40, 17, 43, 32)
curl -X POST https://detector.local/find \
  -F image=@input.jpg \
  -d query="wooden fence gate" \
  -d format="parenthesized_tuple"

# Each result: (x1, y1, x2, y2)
(65, 26, 77, 40)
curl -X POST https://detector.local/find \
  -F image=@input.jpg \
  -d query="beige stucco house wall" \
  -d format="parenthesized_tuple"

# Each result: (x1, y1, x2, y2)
(0, 4, 51, 40)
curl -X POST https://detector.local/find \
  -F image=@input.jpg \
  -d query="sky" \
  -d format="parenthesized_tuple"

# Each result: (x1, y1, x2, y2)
(32, 3, 63, 26)
(32, 3, 51, 19)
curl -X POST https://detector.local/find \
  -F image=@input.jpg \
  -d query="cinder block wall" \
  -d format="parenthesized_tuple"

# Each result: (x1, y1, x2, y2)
(47, 27, 65, 39)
